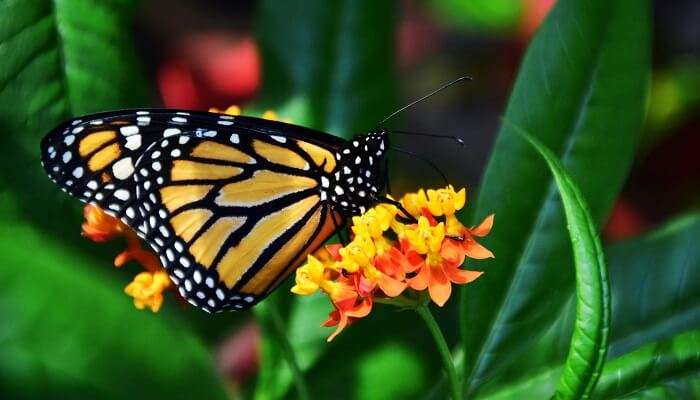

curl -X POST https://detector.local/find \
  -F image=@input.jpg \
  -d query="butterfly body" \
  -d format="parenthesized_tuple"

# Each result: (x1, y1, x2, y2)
(41, 109, 387, 312)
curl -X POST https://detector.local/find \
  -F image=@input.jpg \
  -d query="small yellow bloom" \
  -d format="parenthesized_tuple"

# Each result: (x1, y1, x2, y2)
(262, 110, 278, 120)
(291, 255, 326, 296)
(351, 206, 393, 239)
(425, 185, 466, 217)
(404, 216, 445, 254)
(446, 215, 466, 237)
(338, 235, 375, 272)
(209, 105, 242, 116)
(124, 271, 171, 312)
(401, 189, 428, 217)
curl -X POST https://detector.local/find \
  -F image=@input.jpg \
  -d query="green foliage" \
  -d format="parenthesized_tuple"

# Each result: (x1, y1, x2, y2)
(510, 124, 610, 399)
(0, 221, 227, 400)
(427, 0, 523, 33)
(461, 0, 649, 397)
(478, 213, 700, 399)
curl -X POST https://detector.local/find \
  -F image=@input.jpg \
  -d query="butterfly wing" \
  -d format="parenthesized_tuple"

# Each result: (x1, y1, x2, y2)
(41, 110, 344, 312)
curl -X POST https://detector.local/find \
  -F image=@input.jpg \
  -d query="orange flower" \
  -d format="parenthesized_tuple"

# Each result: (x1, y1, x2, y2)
(81, 203, 126, 242)
(291, 186, 493, 340)
(81, 204, 172, 310)
(458, 214, 495, 260)
(322, 274, 374, 342)
(406, 241, 482, 307)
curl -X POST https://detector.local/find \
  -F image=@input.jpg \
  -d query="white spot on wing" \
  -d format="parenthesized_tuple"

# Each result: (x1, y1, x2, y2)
(120, 126, 139, 136)
(114, 189, 130, 201)
(125, 134, 142, 150)
(112, 157, 134, 180)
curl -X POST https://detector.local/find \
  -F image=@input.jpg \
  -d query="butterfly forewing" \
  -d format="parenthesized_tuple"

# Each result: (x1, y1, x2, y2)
(41, 110, 344, 312)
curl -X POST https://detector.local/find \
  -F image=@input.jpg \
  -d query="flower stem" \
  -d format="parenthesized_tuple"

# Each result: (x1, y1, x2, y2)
(268, 303, 310, 400)
(415, 303, 461, 400)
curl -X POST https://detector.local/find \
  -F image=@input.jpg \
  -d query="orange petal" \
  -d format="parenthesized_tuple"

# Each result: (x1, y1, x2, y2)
(428, 266, 451, 307)
(445, 267, 482, 285)
(470, 214, 494, 237)
(440, 240, 466, 266)
(407, 263, 429, 290)
(464, 240, 494, 259)
(378, 275, 407, 297)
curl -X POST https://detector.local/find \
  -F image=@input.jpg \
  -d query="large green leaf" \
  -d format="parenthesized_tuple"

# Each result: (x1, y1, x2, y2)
(514, 125, 610, 398)
(0, 0, 149, 231)
(593, 329, 700, 399)
(256, 0, 396, 136)
(476, 212, 700, 399)
(460, 0, 649, 395)
(0, 219, 227, 399)
(253, 1, 397, 399)
(481, 329, 700, 400)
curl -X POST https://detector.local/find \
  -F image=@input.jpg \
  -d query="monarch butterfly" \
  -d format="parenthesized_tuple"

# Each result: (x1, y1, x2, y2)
(40, 78, 469, 313)
(40, 108, 394, 312)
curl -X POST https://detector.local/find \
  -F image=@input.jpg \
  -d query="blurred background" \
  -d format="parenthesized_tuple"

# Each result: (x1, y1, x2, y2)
(0, 0, 697, 398)
(135, 0, 699, 243)
(129, 0, 699, 394)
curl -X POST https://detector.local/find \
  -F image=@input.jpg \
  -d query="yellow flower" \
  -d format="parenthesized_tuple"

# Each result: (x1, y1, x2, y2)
(401, 189, 428, 217)
(338, 235, 375, 272)
(291, 255, 327, 296)
(425, 185, 466, 217)
(351, 206, 394, 239)
(262, 110, 279, 120)
(446, 215, 466, 237)
(124, 271, 171, 312)
(404, 216, 445, 254)
(209, 105, 241, 116)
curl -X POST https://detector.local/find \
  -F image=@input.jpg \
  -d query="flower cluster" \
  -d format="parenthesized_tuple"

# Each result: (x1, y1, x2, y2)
(82, 204, 172, 312)
(291, 186, 494, 341)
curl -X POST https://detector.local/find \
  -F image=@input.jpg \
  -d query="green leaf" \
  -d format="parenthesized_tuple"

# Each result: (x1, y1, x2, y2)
(0, 0, 150, 231)
(0, 222, 227, 399)
(511, 123, 610, 399)
(460, 0, 649, 395)
(256, 0, 396, 136)
(593, 329, 700, 399)
(253, 1, 397, 399)
(473, 212, 700, 399)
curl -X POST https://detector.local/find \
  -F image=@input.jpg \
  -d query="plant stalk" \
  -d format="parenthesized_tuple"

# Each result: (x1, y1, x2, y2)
(268, 303, 310, 400)
(415, 303, 461, 400)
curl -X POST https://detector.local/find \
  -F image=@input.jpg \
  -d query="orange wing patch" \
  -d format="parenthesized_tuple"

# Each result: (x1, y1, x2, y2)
(170, 208, 214, 242)
(190, 216, 246, 268)
(269, 207, 341, 291)
(297, 140, 336, 173)
(190, 141, 255, 164)
(79, 130, 116, 156)
(216, 195, 320, 287)
(253, 140, 308, 170)
(160, 185, 213, 212)
(215, 170, 317, 207)
(171, 160, 242, 181)
(88, 143, 121, 171)
(241, 207, 322, 294)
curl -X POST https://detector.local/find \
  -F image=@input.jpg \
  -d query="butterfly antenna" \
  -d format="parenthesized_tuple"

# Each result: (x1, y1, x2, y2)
(378, 75, 473, 127)
(389, 130, 465, 146)
(390, 146, 448, 185)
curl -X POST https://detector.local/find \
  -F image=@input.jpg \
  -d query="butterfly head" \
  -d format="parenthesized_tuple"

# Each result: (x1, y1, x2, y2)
(325, 129, 388, 216)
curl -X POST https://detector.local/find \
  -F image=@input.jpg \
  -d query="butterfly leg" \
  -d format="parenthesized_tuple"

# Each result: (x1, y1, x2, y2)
(376, 195, 417, 224)
(331, 208, 350, 246)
